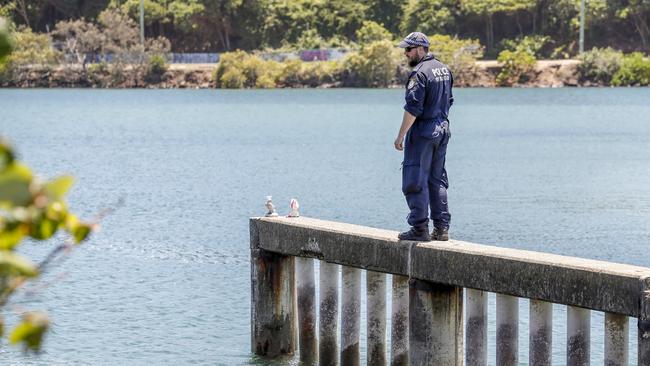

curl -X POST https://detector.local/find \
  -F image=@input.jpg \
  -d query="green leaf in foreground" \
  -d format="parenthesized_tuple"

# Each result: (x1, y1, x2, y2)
(72, 223, 92, 243)
(9, 312, 49, 352)
(28, 217, 59, 240)
(44, 175, 74, 200)
(0, 163, 34, 207)
(0, 251, 38, 277)
(0, 222, 25, 250)
(0, 139, 15, 171)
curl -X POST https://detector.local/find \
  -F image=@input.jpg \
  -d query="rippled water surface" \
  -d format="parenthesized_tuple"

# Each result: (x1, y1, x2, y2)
(1, 88, 649, 365)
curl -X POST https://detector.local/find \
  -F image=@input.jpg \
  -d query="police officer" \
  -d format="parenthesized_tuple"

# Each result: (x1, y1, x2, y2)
(394, 32, 454, 241)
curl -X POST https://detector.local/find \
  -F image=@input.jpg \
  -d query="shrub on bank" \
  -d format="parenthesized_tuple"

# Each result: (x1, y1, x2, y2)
(0, 27, 60, 80)
(495, 36, 539, 86)
(278, 59, 340, 87)
(146, 54, 168, 80)
(611, 52, 650, 86)
(428, 34, 483, 76)
(577, 47, 624, 85)
(341, 40, 400, 87)
(213, 50, 283, 88)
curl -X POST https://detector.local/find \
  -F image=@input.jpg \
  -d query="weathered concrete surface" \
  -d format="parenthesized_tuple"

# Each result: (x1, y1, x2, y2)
(341, 266, 361, 366)
(465, 289, 487, 366)
(252, 217, 650, 316)
(319, 261, 339, 366)
(567, 306, 590, 366)
(604, 313, 628, 366)
(296, 257, 317, 365)
(529, 300, 552, 366)
(409, 279, 463, 366)
(366, 271, 387, 366)
(638, 319, 650, 365)
(250, 222, 296, 357)
(496, 294, 518, 366)
(391, 275, 409, 366)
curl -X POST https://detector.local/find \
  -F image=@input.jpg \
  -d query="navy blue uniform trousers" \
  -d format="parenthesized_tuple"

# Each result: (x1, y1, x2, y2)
(402, 120, 451, 229)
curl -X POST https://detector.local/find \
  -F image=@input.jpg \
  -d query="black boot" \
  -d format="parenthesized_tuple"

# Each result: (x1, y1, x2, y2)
(432, 227, 449, 241)
(398, 226, 430, 241)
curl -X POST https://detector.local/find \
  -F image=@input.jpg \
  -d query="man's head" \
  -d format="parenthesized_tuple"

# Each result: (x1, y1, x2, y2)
(397, 32, 429, 67)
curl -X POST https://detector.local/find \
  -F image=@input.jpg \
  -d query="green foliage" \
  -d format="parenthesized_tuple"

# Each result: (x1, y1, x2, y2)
(147, 54, 168, 78)
(0, 17, 11, 64)
(577, 47, 624, 84)
(355, 21, 392, 44)
(428, 34, 483, 75)
(294, 29, 326, 50)
(612, 52, 650, 86)
(0, 26, 59, 79)
(401, 0, 455, 35)
(52, 19, 103, 67)
(501, 35, 550, 58)
(213, 50, 283, 88)
(117, 0, 204, 31)
(496, 48, 536, 86)
(341, 40, 400, 87)
(0, 138, 94, 352)
(278, 59, 340, 87)
(9, 312, 49, 352)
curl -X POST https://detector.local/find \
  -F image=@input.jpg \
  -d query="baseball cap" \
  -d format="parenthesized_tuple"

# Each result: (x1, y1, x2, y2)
(397, 32, 430, 48)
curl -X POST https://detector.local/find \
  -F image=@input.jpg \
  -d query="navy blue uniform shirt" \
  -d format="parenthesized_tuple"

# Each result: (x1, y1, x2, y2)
(404, 54, 454, 126)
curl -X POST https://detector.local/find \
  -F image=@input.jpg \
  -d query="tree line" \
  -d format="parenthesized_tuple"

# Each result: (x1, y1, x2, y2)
(0, 0, 648, 57)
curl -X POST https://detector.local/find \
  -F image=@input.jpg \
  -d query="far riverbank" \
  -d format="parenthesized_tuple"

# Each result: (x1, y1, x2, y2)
(0, 59, 607, 89)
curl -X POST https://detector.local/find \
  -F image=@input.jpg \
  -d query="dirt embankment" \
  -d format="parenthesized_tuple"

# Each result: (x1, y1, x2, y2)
(2, 60, 582, 88)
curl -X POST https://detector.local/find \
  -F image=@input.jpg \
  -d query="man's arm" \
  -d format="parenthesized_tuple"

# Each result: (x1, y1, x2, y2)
(394, 110, 417, 151)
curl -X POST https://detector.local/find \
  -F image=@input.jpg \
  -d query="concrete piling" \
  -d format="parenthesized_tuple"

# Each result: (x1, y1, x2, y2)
(366, 271, 387, 366)
(639, 319, 650, 365)
(296, 257, 317, 365)
(409, 279, 463, 366)
(391, 275, 409, 366)
(340, 266, 361, 366)
(465, 289, 487, 366)
(320, 261, 340, 366)
(496, 294, 518, 366)
(250, 248, 296, 357)
(567, 306, 590, 366)
(251, 217, 650, 366)
(529, 300, 553, 366)
(604, 313, 628, 366)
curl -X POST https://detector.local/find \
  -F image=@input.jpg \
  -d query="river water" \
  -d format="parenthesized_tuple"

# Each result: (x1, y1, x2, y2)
(0, 88, 649, 365)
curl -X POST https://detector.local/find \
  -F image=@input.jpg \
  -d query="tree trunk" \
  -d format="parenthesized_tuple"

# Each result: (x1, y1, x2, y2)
(632, 12, 649, 50)
(486, 14, 494, 54)
(16, 0, 30, 28)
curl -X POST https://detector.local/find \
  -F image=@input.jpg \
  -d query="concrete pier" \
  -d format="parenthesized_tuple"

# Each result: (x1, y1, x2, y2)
(639, 320, 650, 365)
(391, 275, 409, 366)
(250, 224, 296, 357)
(296, 257, 317, 364)
(341, 266, 361, 366)
(251, 216, 650, 363)
(409, 279, 463, 366)
(529, 300, 553, 366)
(567, 306, 590, 366)
(320, 261, 339, 366)
(604, 313, 628, 366)
(465, 289, 487, 366)
(366, 271, 386, 366)
(497, 294, 518, 366)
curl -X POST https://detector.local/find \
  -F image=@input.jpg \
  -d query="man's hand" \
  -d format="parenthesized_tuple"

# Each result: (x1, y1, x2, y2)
(395, 111, 416, 151)
(394, 135, 404, 151)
